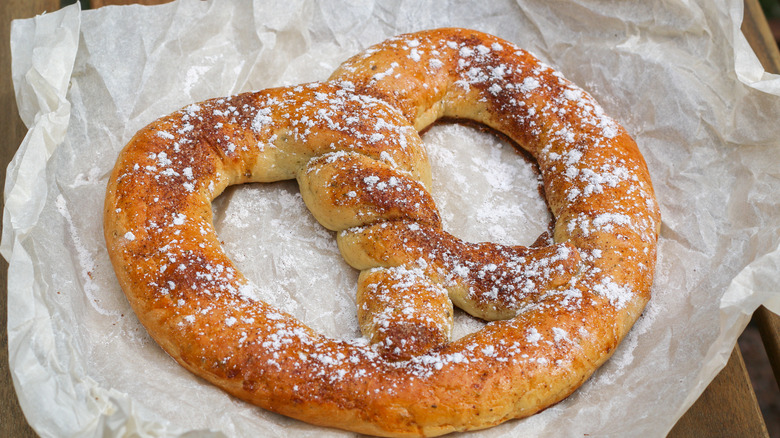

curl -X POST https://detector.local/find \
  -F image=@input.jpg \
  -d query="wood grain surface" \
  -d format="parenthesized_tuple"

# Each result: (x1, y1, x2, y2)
(0, 1, 776, 437)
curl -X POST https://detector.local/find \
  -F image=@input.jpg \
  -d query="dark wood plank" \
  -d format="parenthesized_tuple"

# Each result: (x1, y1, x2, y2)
(755, 307, 780, 388)
(743, 0, 780, 74)
(669, 347, 769, 438)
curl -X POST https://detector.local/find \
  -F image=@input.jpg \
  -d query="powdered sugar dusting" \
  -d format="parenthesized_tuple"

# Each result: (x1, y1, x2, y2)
(593, 277, 633, 309)
(105, 29, 658, 424)
(57, 195, 118, 317)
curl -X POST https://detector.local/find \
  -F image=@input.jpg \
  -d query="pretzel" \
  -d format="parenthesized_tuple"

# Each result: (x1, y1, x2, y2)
(104, 28, 660, 437)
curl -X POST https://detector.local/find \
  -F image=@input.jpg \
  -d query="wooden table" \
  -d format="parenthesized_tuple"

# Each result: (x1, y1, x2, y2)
(1, 1, 777, 436)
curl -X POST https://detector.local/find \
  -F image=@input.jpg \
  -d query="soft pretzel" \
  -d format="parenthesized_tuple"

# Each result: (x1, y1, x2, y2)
(104, 28, 660, 437)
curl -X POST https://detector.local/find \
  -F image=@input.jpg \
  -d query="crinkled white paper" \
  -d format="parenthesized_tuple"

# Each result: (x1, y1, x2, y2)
(4, 0, 780, 437)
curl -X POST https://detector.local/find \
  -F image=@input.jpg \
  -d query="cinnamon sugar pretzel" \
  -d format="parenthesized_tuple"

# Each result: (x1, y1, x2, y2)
(104, 28, 660, 437)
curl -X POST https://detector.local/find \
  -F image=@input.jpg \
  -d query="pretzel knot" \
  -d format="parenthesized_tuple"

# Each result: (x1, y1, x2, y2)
(104, 28, 660, 437)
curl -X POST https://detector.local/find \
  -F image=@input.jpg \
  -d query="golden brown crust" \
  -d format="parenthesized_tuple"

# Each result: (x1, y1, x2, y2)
(357, 267, 453, 361)
(104, 28, 660, 436)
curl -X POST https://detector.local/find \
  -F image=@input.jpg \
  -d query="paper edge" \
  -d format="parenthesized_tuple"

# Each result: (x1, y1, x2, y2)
(2, 3, 80, 255)
(650, 2, 780, 431)
(731, 0, 780, 95)
(0, 3, 160, 438)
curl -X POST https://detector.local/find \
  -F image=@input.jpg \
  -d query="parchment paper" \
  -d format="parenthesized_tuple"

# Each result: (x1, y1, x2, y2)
(5, 0, 780, 437)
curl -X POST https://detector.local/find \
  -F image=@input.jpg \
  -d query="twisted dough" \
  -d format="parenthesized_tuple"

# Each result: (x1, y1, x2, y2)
(104, 28, 660, 437)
